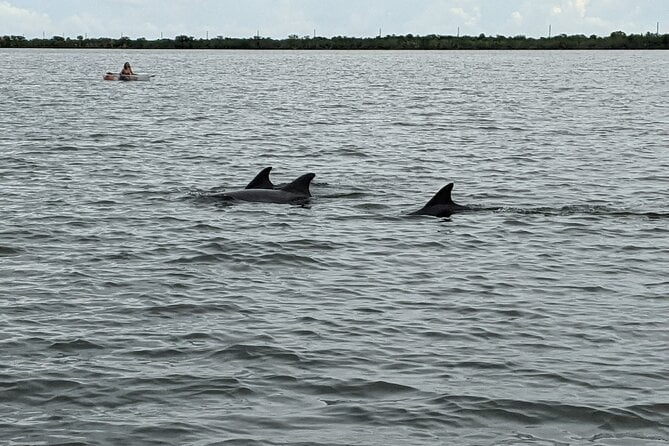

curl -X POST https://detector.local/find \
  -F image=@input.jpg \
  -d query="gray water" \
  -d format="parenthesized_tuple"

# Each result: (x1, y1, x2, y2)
(1, 48, 668, 445)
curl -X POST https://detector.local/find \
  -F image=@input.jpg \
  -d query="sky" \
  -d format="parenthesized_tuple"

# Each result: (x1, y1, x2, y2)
(1, 0, 666, 40)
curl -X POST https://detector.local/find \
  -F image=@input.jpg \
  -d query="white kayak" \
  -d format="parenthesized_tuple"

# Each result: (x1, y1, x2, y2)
(103, 73, 152, 81)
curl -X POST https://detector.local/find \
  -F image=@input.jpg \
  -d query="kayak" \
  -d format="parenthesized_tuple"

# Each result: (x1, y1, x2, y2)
(103, 73, 151, 81)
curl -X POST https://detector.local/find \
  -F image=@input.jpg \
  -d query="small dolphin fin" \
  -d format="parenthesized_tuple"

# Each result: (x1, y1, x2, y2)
(281, 173, 316, 196)
(245, 167, 274, 189)
(424, 183, 454, 207)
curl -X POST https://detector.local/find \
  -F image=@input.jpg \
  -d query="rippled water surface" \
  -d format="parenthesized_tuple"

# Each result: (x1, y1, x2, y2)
(1, 49, 668, 445)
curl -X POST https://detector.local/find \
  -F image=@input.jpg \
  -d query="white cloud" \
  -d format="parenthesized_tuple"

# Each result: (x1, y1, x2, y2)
(573, 0, 589, 18)
(1, 0, 665, 39)
(543, 0, 619, 36)
(450, 6, 467, 18)
(450, 6, 481, 26)
(397, 1, 476, 36)
(62, 13, 102, 37)
(550, 0, 589, 18)
(445, 5, 481, 35)
(584, 15, 610, 29)
(0, 1, 51, 35)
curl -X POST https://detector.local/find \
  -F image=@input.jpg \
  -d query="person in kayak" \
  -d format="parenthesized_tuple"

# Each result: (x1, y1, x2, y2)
(120, 62, 134, 76)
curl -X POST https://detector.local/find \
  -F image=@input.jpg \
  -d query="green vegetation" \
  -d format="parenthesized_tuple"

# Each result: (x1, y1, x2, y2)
(1, 31, 667, 50)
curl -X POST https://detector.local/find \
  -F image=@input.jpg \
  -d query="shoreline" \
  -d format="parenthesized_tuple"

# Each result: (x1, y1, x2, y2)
(2, 32, 668, 50)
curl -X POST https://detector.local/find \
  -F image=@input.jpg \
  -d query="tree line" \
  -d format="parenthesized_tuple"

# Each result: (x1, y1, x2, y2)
(1, 31, 667, 50)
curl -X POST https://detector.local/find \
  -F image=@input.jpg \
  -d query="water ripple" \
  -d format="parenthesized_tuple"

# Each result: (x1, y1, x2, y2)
(1, 49, 668, 446)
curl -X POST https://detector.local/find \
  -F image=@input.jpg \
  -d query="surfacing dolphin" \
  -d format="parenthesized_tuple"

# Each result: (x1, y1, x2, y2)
(212, 172, 315, 205)
(411, 183, 470, 217)
(245, 167, 275, 190)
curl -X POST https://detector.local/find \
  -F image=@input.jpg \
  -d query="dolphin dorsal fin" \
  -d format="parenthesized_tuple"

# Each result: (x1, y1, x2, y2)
(281, 173, 315, 196)
(424, 183, 454, 207)
(245, 167, 274, 189)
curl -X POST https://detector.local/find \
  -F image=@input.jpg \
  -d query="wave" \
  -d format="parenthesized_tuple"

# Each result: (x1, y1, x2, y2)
(140, 302, 242, 316)
(429, 395, 669, 430)
(492, 205, 669, 219)
(209, 344, 303, 363)
(49, 339, 105, 352)
(307, 379, 418, 399)
(0, 245, 22, 255)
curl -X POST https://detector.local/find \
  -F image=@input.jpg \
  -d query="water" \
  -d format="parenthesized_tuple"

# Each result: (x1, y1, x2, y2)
(1, 48, 668, 445)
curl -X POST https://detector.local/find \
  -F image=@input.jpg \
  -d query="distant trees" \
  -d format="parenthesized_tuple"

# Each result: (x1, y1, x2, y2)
(0, 35, 26, 47)
(1, 32, 667, 50)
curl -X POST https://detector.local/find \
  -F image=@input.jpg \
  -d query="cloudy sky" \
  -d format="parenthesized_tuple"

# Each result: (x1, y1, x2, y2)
(1, 0, 665, 40)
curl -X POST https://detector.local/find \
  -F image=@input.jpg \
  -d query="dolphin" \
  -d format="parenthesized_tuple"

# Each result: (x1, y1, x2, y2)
(212, 173, 315, 205)
(245, 167, 275, 190)
(411, 183, 470, 217)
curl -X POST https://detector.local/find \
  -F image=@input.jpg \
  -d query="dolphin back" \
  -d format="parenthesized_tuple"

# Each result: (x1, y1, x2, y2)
(245, 167, 274, 189)
(412, 182, 469, 217)
(281, 173, 315, 197)
(210, 171, 314, 205)
(424, 183, 454, 208)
